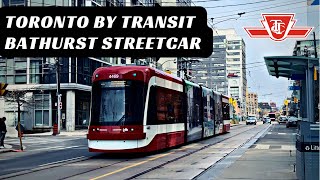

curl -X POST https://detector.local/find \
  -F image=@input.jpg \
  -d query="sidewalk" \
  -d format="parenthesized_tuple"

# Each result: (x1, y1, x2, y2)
(1, 130, 88, 153)
(25, 129, 88, 137)
(213, 125, 297, 180)
(230, 120, 246, 127)
(0, 144, 13, 153)
(6, 129, 88, 138)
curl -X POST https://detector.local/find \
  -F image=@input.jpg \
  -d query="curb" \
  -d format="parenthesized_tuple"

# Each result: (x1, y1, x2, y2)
(0, 149, 14, 153)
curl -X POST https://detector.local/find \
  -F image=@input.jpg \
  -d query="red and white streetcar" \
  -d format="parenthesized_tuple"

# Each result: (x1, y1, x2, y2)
(87, 66, 230, 153)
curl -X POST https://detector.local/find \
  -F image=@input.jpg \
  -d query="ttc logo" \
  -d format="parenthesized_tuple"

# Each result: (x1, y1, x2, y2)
(244, 13, 313, 42)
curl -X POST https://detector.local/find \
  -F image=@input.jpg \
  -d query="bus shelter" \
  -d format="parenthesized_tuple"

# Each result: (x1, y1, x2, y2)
(264, 56, 319, 180)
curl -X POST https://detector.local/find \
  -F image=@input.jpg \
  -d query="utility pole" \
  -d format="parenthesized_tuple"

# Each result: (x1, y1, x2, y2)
(313, 31, 318, 58)
(54, 58, 61, 135)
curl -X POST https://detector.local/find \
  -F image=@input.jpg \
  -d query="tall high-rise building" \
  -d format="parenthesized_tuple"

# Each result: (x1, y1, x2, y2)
(0, 0, 190, 133)
(246, 92, 258, 116)
(192, 29, 247, 117)
(293, 39, 319, 58)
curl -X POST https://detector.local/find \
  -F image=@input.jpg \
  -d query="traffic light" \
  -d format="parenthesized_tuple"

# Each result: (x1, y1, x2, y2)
(294, 97, 298, 103)
(0, 83, 8, 96)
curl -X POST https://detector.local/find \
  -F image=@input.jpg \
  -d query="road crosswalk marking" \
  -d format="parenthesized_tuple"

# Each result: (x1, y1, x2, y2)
(267, 132, 296, 135)
(255, 144, 270, 149)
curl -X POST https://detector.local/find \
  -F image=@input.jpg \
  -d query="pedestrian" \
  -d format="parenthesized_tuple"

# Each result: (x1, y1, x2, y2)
(0, 117, 7, 148)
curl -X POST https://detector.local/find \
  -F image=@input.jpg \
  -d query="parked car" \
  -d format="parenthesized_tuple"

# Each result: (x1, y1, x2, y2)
(278, 116, 288, 124)
(263, 117, 271, 124)
(286, 116, 298, 128)
(246, 116, 257, 125)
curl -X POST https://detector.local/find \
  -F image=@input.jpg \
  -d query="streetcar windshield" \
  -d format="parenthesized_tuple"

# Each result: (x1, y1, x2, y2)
(90, 80, 146, 126)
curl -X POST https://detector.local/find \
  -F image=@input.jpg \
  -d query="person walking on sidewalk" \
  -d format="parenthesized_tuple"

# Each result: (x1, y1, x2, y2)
(0, 117, 7, 148)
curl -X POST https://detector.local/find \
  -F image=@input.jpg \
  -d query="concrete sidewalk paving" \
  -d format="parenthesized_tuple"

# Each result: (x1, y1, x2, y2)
(6, 129, 88, 138)
(25, 130, 88, 137)
(213, 125, 297, 180)
(216, 149, 297, 180)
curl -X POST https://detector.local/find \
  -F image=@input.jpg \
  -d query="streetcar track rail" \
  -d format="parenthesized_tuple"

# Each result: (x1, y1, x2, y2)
(0, 124, 259, 180)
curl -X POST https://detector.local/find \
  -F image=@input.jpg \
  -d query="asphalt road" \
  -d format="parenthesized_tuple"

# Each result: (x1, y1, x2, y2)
(0, 122, 272, 180)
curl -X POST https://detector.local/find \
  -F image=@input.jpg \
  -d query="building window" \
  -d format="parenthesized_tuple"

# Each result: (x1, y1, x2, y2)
(0, 59, 28, 84)
(227, 58, 240, 62)
(176, 0, 191, 6)
(227, 52, 240, 56)
(8, 0, 26, 6)
(30, 59, 42, 84)
(227, 64, 241, 68)
(227, 45, 241, 50)
(34, 94, 50, 127)
(230, 87, 239, 95)
(228, 40, 240, 44)
(213, 36, 226, 43)
(30, 0, 43, 6)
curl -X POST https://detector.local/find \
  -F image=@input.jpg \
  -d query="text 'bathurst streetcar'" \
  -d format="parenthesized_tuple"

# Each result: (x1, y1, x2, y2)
(87, 66, 231, 153)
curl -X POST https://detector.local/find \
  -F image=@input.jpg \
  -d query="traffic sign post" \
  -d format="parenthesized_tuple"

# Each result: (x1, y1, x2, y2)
(0, 83, 8, 96)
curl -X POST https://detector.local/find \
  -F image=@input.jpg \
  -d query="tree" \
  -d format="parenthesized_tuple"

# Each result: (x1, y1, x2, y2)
(4, 90, 34, 151)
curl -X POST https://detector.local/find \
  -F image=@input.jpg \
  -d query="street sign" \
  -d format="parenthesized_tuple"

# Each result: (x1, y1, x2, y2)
(291, 74, 305, 80)
(288, 86, 300, 90)
(59, 102, 62, 109)
(0, 83, 8, 96)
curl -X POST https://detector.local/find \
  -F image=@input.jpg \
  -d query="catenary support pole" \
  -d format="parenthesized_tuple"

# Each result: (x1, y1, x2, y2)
(56, 58, 61, 134)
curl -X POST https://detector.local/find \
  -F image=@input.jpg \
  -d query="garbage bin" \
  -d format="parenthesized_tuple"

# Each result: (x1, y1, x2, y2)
(296, 121, 319, 180)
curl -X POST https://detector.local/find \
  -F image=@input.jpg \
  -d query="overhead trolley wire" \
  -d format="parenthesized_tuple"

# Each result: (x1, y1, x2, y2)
(208, 0, 305, 19)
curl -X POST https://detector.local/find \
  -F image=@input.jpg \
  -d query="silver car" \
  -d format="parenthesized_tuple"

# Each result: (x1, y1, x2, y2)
(278, 116, 288, 124)
(286, 116, 298, 128)
(263, 117, 271, 124)
(246, 116, 257, 125)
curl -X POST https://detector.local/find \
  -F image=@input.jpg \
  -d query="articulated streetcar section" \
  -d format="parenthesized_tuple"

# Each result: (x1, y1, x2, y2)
(87, 66, 231, 153)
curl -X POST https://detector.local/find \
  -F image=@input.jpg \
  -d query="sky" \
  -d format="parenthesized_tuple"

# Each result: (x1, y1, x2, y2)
(194, 0, 320, 107)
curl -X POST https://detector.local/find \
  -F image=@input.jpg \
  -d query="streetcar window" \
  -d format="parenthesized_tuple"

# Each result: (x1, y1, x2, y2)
(147, 86, 184, 125)
(90, 80, 146, 126)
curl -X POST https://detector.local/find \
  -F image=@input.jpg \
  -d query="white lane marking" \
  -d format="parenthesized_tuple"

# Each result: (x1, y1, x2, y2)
(281, 145, 295, 150)
(38, 156, 86, 167)
(32, 146, 65, 151)
(255, 144, 270, 149)
(32, 145, 82, 151)
(267, 132, 272, 134)
(278, 133, 286, 135)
